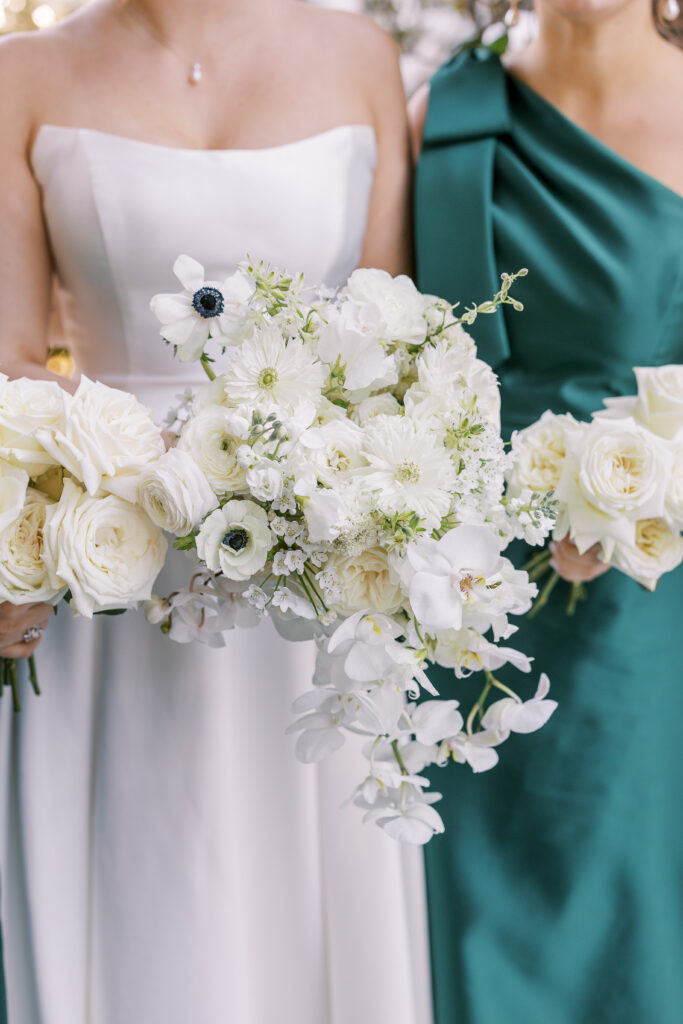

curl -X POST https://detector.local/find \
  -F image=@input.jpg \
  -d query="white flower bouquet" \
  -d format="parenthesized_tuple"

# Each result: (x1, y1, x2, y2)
(0, 374, 168, 708)
(506, 366, 683, 613)
(146, 256, 557, 844)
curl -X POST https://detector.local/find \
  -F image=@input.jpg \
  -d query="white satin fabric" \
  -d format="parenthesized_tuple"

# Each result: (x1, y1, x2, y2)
(0, 125, 433, 1024)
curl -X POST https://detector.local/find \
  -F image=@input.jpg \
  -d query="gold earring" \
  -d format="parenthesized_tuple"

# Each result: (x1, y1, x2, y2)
(505, 0, 520, 28)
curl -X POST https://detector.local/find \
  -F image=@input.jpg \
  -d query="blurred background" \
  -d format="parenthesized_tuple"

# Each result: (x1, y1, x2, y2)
(0, 0, 536, 92)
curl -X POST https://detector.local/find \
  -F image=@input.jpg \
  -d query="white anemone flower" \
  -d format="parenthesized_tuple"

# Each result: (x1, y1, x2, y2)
(361, 415, 456, 530)
(150, 255, 254, 362)
(222, 327, 326, 413)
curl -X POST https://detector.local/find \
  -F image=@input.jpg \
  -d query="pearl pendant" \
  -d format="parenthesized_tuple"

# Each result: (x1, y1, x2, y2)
(189, 62, 202, 85)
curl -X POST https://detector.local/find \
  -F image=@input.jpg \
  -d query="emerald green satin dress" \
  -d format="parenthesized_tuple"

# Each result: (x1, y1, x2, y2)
(415, 49, 683, 1024)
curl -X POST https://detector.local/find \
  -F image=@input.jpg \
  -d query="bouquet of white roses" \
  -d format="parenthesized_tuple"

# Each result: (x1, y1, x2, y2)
(145, 255, 557, 844)
(0, 374, 168, 708)
(506, 366, 683, 613)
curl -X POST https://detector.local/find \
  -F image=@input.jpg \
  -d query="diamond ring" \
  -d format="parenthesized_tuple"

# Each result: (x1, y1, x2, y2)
(22, 626, 43, 644)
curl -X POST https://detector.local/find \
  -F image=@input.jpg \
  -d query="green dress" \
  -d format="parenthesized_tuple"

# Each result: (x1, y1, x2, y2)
(415, 48, 683, 1024)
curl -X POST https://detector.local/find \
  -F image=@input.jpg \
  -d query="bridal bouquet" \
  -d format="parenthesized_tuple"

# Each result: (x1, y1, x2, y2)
(0, 374, 168, 708)
(506, 366, 683, 613)
(146, 256, 557, 844)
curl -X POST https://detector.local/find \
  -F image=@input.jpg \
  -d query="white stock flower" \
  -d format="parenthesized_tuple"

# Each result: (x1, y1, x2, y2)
(150, 255, 254, 361)
(43, 479, 167, 617)
(177, 405, 249, 495)
(555, 418, 671, 557)
(481, 674, 557, 736)
(507, 411, 574, 496)
(36, 377, 165, 502)
(222, 328, 325, 413)
(611, 517, 683, 590)
(0, 488, 67, 604)
(362, 415, 456, 529)
(0, 377, 67, 476)
(139, 448, 218, 535)
(343, 268, 429, 345)
(196, 499, 271, 581)
(408, 525, 503, 631)
(326, 546, 404, 617)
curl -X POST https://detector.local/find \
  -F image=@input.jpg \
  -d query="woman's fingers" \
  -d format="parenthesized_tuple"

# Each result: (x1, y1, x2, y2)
(0, 603, 54, 659)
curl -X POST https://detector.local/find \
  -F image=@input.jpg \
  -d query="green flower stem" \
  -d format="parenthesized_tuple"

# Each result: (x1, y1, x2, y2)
(466, 672, 494, 736)
(28, 655, 40, 696)
(391, 739, 409, 776)
(488, 675, 523, 701)
(523, 548, 553, 573)
(528, 570, 561, 619)
(199, 353, 216, 381)
(298, 573, 321, 614)
(8, 660, 20, 713)
(567, 581, 587, 617)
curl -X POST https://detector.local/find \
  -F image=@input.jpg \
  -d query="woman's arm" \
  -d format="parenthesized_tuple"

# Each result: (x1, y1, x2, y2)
(358, 31, 413, 276)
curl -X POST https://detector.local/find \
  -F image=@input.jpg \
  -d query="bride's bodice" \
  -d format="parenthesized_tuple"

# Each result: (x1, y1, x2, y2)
(32, 124, 376, 413)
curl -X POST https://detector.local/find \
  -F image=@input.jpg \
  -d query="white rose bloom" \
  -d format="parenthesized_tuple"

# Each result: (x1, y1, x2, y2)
(665, 445, 683, 530)
(36, 377, 165, 503)
(343, 269, 429, 345)
(507, 411, 575, 497)
(300, 419, 365, 487)
(611, 517, 683, 590)
(352, 393, 401, 427)
(0, 488, 67, 604)
(150, 255, 255, 361)
(602, 366, 683, 441)
(196, 499, 271, 581)
(177, 405, 249, 495)
(0, 459, 29, 533)
(555, 418, 672, 556)
(43, 479, 167, 617)
(222, 328, 326, 413)
(362, 414, 456, 530)
(327, 546, 405, 617)
(0, 376, 67, 477)
(139, 448, 218, 535)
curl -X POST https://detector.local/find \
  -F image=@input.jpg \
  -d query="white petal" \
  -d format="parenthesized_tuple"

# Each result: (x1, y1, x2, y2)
(173, 254, 205, 292)
(295, 727, 345, 763)
(507, 699, 557, 734)
(150, 293, 193, 325)
(410, 572, 463, 631)
(440, 524, 502, 575)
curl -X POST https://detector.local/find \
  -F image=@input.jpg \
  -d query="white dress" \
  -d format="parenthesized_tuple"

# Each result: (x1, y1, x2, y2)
(0, 125, 433, 1024)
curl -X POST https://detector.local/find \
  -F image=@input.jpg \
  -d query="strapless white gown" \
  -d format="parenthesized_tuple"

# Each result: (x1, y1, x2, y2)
(0, 125, 433, 1024)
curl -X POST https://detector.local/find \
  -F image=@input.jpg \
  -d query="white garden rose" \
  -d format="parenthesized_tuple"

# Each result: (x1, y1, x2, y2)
(0, 459, 29, 533)
(43, 479, 167, 617)
(600, 366, 683, 440)
(352, 393, 401, 427)
(196, 499, 271, 581)
(507, 411, 575, 497)
(665, 445, 683, 530)
(177, 405, 249, 495)
(611, 518, 683, 590)
(300, 419, 365, 487)
(555, 418, 671, 556)
(0, 488, 67, 604)
(35, 377, 165, 502)
(139, 448, 218, 535)
(343, 269, 429, 345)
(0, 376, 67, 477)
(327, 546, 404, 617)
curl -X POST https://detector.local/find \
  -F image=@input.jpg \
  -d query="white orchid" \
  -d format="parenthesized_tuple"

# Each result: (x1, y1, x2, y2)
(481, 674, 558, 737)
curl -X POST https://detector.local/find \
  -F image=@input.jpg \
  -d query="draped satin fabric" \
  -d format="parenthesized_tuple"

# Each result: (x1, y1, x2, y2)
(416, 49, 683, 1024)
(0, 125, 433, 1024)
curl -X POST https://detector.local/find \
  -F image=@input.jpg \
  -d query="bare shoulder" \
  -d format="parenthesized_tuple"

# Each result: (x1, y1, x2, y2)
(408, 82, 430, 158)
(295, 4, 400, 72)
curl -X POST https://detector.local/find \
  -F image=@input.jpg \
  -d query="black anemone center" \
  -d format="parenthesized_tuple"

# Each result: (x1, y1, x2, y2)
(222, 527, 249, 553)
(193, 286, 225, 319)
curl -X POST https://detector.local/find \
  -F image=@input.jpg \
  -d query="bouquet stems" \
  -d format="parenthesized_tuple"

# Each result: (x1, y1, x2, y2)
(0, 656, 40, 712)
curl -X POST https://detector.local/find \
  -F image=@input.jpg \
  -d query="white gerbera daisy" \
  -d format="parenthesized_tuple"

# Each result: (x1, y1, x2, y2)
(222, 327, 326, 413)
(150, 255, 254, 362)
(362, 415, 456, 529)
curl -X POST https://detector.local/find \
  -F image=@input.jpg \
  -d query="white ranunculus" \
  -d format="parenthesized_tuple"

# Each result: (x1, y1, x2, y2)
(327, 546, 405, 617)
(0, 376, 68, 477)
(554, 418, 671, 556)
(507, 411, 576, 496)
(139, 448, 218, 535)
(0, 488, 67, 604)
(352, 393, 401, 427)
(611, 517, 683, 590)
(196, 499, 271, 581)
(177, 405, 249, 495)
(343, 269, 430, 345)
(35, 377, 165, 502)
(0, 459, 29, 533)
(602, 366, 683, 441)
(43, 479, 167, 617)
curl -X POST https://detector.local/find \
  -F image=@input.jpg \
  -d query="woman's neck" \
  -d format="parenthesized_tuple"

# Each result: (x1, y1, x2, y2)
(120, 0, 285, 48)
(512, 2, 671, 106)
